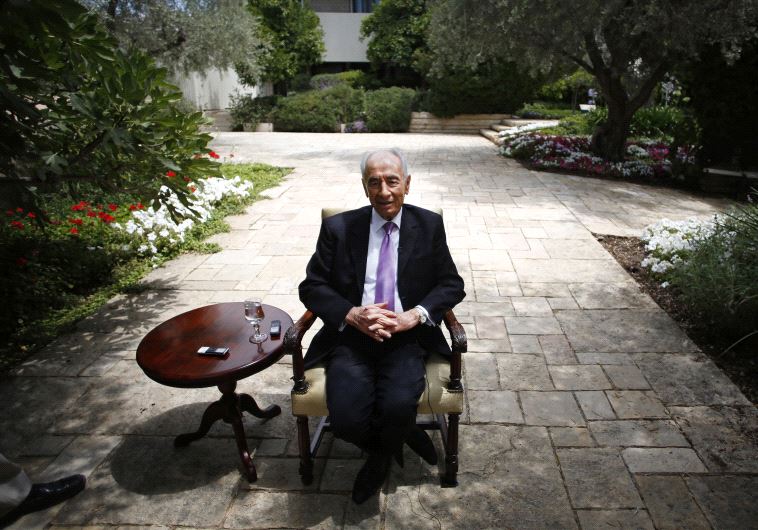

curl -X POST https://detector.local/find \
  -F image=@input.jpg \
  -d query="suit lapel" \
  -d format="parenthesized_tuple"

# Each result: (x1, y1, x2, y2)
(348, 207, 371, 292)
(397, 206, 418, 281)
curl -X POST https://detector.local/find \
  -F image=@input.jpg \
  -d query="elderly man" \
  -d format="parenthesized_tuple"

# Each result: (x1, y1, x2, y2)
(299, 148, 465, 503)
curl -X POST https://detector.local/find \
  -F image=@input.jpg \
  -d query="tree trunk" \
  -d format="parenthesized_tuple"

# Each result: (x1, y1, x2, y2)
(591, 97, 632, 162)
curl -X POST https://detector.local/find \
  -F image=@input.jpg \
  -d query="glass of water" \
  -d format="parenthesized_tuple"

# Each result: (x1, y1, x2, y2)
(244, 298, 267, 344)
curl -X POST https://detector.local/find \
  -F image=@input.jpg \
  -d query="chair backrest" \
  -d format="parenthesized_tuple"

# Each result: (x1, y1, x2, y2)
(321, 207, 443, 219)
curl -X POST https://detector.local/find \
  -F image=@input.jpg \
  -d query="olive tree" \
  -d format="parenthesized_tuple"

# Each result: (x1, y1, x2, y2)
(83, 0, 267, 78)
(429, 0, 758, 161)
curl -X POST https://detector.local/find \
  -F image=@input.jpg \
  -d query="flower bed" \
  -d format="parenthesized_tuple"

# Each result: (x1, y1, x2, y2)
(639, 204, 758, 342)
(501, 133, 695, 181)
(640, 217, 717, 279)
(1, 161, 288, 366)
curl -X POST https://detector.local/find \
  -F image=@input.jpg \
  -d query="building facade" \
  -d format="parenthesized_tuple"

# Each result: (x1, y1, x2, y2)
(308, 0, 379, 70)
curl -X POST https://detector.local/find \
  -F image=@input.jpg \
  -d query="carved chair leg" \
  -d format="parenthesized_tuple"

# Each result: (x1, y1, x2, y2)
(441, 413, 459, 487)
(296, 416, 314, 485)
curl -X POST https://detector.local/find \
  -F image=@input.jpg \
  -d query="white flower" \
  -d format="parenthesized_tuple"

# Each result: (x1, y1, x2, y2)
(113, 174, 255, 258)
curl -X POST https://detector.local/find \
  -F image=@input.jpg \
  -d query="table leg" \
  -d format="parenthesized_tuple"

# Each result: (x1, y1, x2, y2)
(229, 408, 257, 482)
(174, 399, 226, 448)
(239, 393, 281, 419)
(173, 382, 280, 483)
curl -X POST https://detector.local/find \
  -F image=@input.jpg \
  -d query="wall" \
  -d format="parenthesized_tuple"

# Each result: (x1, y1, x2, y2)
(316, 12, 370, 63)
(171, 67, 272, 110)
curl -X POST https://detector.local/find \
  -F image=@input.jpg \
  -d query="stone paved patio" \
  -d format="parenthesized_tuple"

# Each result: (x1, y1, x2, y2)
(2, 133, 756, 529)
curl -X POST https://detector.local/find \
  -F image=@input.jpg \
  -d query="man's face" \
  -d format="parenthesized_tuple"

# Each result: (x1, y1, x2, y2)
(363, 153, 411, 221)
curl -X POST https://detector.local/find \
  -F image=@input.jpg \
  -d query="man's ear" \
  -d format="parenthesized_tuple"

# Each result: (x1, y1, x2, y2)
(361, 179, 369, 197)
(405, 174, 411, 195)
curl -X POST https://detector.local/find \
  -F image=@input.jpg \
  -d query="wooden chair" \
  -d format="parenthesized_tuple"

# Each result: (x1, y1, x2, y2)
(284, 207, 467, 487)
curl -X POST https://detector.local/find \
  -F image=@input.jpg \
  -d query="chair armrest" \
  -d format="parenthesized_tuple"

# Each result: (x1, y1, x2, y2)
(284, 310, 316, 394)
(443, 309, 467, 392)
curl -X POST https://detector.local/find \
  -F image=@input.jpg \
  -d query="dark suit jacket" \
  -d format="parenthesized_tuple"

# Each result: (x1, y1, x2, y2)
(299, 204, 466, 369)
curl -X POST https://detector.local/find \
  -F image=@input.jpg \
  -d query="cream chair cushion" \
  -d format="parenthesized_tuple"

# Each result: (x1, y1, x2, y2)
(291, 353, 464, 416)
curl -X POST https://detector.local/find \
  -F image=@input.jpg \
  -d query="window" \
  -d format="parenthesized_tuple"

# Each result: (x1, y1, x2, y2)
(352, 0, 380, 13)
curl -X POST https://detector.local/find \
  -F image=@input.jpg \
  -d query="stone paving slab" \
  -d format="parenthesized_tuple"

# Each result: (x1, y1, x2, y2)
(2, 132, 753, 528)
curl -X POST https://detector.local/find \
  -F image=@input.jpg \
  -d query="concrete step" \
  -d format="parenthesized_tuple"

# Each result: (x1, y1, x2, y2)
(501, 118, 558, 127)
(409, 112, 511, 134)
(479, 128, 503, 146)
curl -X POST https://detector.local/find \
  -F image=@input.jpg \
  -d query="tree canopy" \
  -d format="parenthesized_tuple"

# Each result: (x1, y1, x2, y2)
(83, 0, 267, 77)
(246, 0, 324, 92)
(429, 0, 758, 160)
(360, 0, 430, 80)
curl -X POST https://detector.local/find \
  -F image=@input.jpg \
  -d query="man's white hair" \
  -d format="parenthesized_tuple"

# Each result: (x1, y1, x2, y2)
(360, 148, 409, 180)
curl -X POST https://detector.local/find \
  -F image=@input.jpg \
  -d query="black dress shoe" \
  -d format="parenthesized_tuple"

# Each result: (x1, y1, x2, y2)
(405, 426, 438, 465)
(352, 453, 390, 505)
(0, 475, 86, 526)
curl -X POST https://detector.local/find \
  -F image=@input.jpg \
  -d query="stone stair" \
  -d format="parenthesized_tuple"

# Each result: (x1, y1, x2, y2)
(409, 112, 511, 134)
(479, 118, 560, 146)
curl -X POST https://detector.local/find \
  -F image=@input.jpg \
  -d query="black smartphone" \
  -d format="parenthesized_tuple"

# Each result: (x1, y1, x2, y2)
(197, 346, 229, 356)
(269, 319, 281, 338)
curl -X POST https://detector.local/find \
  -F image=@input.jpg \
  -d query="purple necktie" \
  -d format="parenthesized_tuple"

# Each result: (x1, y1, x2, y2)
(374, 221, 397, 311)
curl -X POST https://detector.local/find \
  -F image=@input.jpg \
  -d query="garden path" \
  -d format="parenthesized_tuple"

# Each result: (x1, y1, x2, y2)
(2, 133, 755, 529)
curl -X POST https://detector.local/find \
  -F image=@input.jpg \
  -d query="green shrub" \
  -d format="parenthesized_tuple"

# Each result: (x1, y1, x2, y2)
(272, 85, 364, 132)
(669, 204, 758, 339)
(536, 69, 596, 105)
(364, 87, 416, 132)
(229, 94, 280, 129)
(540, 113, 596, 136)
(310, 70, 370, 90)
(419, 61, 541, 117)
(321, 84, 365, 123)
(541, 106, 687, 140)
(516, 102, 580, 119)
(0, 0, 219, 215)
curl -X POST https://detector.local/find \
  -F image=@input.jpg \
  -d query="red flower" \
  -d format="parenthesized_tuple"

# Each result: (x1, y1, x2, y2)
(70, 218, 83, 225)
(189, 186, 197, 193)
(108, 203, 118, 211)
(6, 209, 14, 216)
(69, 227, 79, 235)
(27, 212, 36, 219)
(10, 220, 24, 230)
(183, 176, 191, 182)
(137, 202, 145, 210)
(208, 150, 220, 159)
(86, 211, 97, 217)
(166, 170, 176, 178)
(16, 257, 28, 267)
(129, 204, 137, 211)
(71, 201, 88, 211)
(98, 212, 115, 223)
(15, 207, 23, 213)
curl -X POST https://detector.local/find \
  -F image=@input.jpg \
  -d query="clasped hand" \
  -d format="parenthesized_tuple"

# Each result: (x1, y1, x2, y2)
(346, 302, 418, 342)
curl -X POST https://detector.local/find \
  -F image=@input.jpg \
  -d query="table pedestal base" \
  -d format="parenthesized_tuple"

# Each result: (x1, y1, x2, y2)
(174, 381, 281, 482)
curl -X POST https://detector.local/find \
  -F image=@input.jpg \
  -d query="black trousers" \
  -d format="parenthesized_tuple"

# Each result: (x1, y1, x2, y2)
(325, 328, 426, 456)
